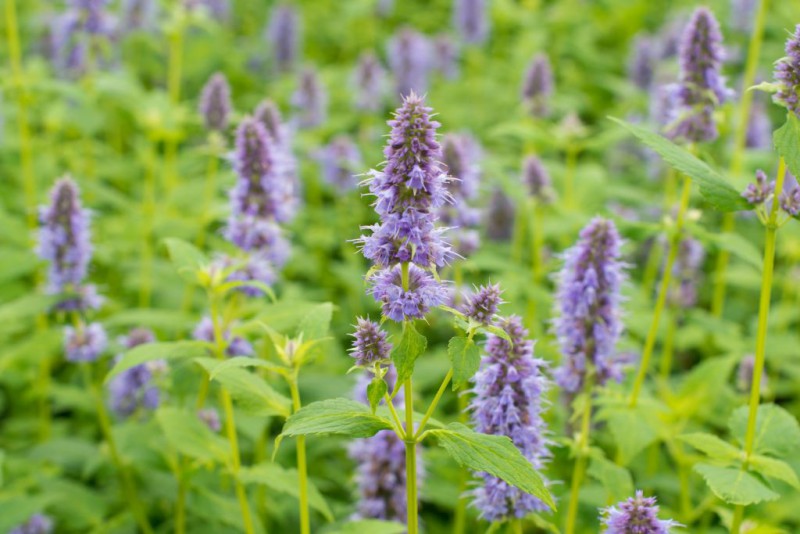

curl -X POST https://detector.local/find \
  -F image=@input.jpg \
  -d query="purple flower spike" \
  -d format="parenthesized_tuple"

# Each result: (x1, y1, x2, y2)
(50, 0, 114, 77)
(521, 53, 553, 118)
(453, 0, 489, 45)
(291, 67, 327, 129)
(439, 133, 482, 256)
(775, 25, 800, 117)
(353, 52, 387, 112)
(460, 284, 502, 325)
(254, 100, 288, 145)
(369, 264, 449, 322)
(387, 28, 432, 97)
(523, 155, 555, 204)
(470, 315, 551, 520)
(433, 34, 460, 80)
(266, 4, 300, 72)
(780, 185, 800, 217)
(199, 72, 232, 132)
(108, 328, 162, 417)
(742, 169, 775, 205)
(746, 97, 772, 149)
(486, 188, 515, 242)
(350, 318, 392, 367)
(65, 322, 107, 362)
(198, 408, 222, 432)
(123, 0, 158, 31)
(628, 34, 657, 91)
(193, 316, 254, 357)
(319, 136, 362, 191)
(668, 237, 705, 309)
(600, 490, 680, 533)
(666, 7, 731, 143)
(9, 513, 54, 534)
(553, 217, 627, 393)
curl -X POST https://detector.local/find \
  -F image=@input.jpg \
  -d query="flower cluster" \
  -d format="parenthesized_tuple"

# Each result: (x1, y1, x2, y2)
(628, 34, 657, 91)
(453, 0, 488, 45)
(773, 25, 800, 117)
(742, 169, 775, 206)
(460, 284, 502, 325)
(358, 93, 452, 321)
(199, 72, 232, 133)
(521, 53, 553, 118)
(291, 67, 327, 129)
(9, 513, 54, 534)
(266, 4, 300, 72)
(352, 52, 387, 112)
(665, 7, 731, 143)
(432, 35, 459, 80)
(600, 491, 679, 533)
(108, 328, 162, 417)
(387, 28, 432, 97)
(65, 321, 108, 362)
(193, 317, 254, 357)
(198, 408, 222, 432)
(319, 136, 362, 191)
(553, 217, 626, 392)
(667, 237, 705, 309)
(439, 133, 482, 256)
(470, 315, 551, 520)
(523, 155, 555, 205)
(48, 0, 115, 77)
(349, 318, 392, 367)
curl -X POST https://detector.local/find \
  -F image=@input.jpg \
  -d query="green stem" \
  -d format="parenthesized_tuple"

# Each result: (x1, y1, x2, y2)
(659, 308, 677, 381)
(711, 0, 770, 318)
(414, 368, 453, 439)
(733, 158, 786, 533)
(511, 518, 523, 534)
(730, 506, 745, 534)
(289, 372, 310, 534)
(197, 146, 221, 249)
(80, 364, 153, 534)
(564, 145, 578, 211)
(630, 177, 692, 407)
(383, 392, 406, 437)
(564, 379, 593, 534)
(139, 139, 157, 308)
(404, 379, 418, 534)
(175, 458, 188, 534)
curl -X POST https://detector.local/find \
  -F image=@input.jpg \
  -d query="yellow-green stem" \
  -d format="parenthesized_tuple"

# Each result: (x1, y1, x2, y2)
(730, 506, 745, 534)
(711, 0, 770, 317)
(564, 379, 593, 534)
(564, 145, 578, 211)
(630, 177, 692, 407)
(197, 150, 221, 249)
(404, 379, 419, 534)
(139, 139, 157, 308)
(289, 373, 310, 534)
(659, 308, 678, 381)
(414, 368, 453, 439)
(452, 388, 470, 534)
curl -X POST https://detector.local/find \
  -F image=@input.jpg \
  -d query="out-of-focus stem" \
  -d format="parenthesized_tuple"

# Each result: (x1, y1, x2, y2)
(289, 372, 310, 534)
(140, 138, 157, 308)
(564, 378, 593, 534)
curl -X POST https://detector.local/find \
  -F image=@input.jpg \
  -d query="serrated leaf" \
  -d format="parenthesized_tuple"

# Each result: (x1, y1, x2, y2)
(749, 455, 800, 489)
(729, 404, 800, 457)
(694, 463, 779, 505)
(296, 302, 334, 341)
(105, 341, 208, 383)
(367, 376, 387, 414)
(774, 115, 800, 180)
(447, 336, 481, 391)
(481, 323, 513, 343)
(426, 423, 554, 509)
(391, 321, 427, 388)
(238, 462, 333, 521)
(195, 358, 291, 418)
(155, 407, 230, 463)
(679, 433, 741, 463)
(278, 398, 394, 441)
(163, 237, 208, 283)
(207, 357, 288, 381)
(601, 405, 659, 465)
(587, 450, 634, 503)
(610, 117, 750, 212)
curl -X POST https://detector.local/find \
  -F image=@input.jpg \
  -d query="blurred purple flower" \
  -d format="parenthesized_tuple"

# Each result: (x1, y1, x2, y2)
(737, 354, 767, 393)
(198, 408, 222, 432)
(746, 96, 772, 149)
(667, 237, 704, 309)
(523, 155, 555, 204)
(291, 67, 327, 128)
(774, 25, 800, 117)
(453, 0, 489, 45)
(628, 34, 657, 91)
(9, 513, 54, 534)
(266, 4, 300, 72)
(352, 52, 387, 112)
(319, 136, 362, 191)
(65, 322, 107, 362)
(108, 328, 161, 417)
(521, 53, 553, 118)
(387, 28, 432, 98)
(433, 34, 460, 79)
(193, 316, 254, 357)
(486, 187, 515, 242)
(199, 72, 232, 132)
(439, 133, 482, 256)
(122, 0, 158, 32)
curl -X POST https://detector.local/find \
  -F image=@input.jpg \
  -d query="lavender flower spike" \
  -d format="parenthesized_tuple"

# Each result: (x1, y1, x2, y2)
(319, 136, 362, 191)
(199, 72, 232, 132)
(774, 25, 800, 118)
(553, 217, 626, 393)
(460, 284, 502, 325)
(9, 513, 54, 534)
(523, 155, 555, 204)
(352, 52, 387, 112)
(439, 133, 482, 256)
(470, 315, 551, 520)
(291, 67, 327, 129)
(108, 328, 162, 417)
(266, 4, 300, 72)
(742, 169, 775, 206)
(521, 53, 554, 118)
(453, 0, 489, 45)
(600, 490, 680, 533)
(65, 322, 108, 362)
(387, 28, 432, 97)
(666, 7, 731, 142)
(628, 34, 657, 91)
(349, 318, 392, 367)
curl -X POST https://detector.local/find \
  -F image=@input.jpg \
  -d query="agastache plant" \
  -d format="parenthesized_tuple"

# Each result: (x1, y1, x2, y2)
(49, 0, 115, 77)
(108, 328, 162, 418)
(319, 136, 363, 191)
(291, 67, 327, 129)
(453, 0, 489, 45)
(439, 133, 482, 257)
(199, 72, 232, 133)
(521, 53, 554, 118)
(600, 491, 679, 533)
(387, 28, 432, 97)
(352, 52, 387, 112)
(433, 34, 460, 80)
(266, 3, 300, 72)
(9, 513, 54, 534)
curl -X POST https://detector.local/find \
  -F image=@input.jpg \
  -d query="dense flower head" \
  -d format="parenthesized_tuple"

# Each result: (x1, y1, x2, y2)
(433, 34, 460, 80)
(38, 177, 102, 311)
(600, 491, 679, 533)
(193, 317, 254, 357)
(123, 0, 158, 31)
(668, 237, 705, 309)
(523, 155, 555, 204)
(486, 187, 515, 241)
(453, 0, 489, 44)
(199, 72, 232, 132)
(319, 136, 362, 191)
(369, 264, 449, 322)
(553, 217, 626, 392)
(665, 7, 731, 142)
(470, 315, 551, 520)
(628, 34, 657, 91)
(350, 318, 392, 367)
(108, 328, 161, 417)
(387, 28, 432, 97)
(521, 53, 554, 117)
(50, 0, 115, 77)
(291, 67, 327, 128)
(460, 284, 503, 325)
(9, 513, 54, 534)
(780, 184, 800, 217)
(198, 408, 221, 432)
(65, 322, 108, 362)
(266, 4, 300, 72)
(742, 169, 775, 205)
(254, 100, 288, 145)
(439, 133, 481, 256)
(353, 52, 387, 112)
(774, 25, 800, 117)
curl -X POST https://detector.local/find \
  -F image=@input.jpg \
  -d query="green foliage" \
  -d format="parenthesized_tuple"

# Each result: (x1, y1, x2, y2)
(366, 375, 387, 414)
(679, 433, 741, 464)
(587, 448, 634, 504)
(238, 462, 334, 521)
(163, 237, 208, 285)
(447, 335, 481, 391)
(694, 464, 779, 506)
(774, 115, 800, 180)
(729, 404, 800, 458)
(155, 407, 231, 463)
(105, 341, 209, 383)
(195, 358, 292, 417)
(278, 398, 394, 442)
(391, 321, 427, 389)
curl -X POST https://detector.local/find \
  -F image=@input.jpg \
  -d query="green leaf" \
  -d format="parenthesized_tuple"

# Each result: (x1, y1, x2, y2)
(679, 433, 741, 464)
(749, 455, 800, 489)
(278, 398, 394, 441)
(391, 321, 427, 389)
(600, 404, 659, 465)
(774, 115, 800, 180)
(163, 237, 208, 284)
(426, 423, 554, 509)
(238, 462, 334, 521)
(155, 407, 230, 463)
(729, 404, 800, 457)
(694, 463, 779, 505)
(105, 341, 208, 383)
(0, 294, 58, 324)
(206, 357, 288, 380)
(448, 336, 481, 391)
(587, 449, 634, 503)
(329, 520, 407, 534)
(610, 117, 750, 212)
(296, 302, 334, 341)
(367, 376, 388, 414)
(195, 358, 291, 418)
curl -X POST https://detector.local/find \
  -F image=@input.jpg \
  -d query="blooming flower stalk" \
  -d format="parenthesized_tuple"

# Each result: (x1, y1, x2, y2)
(49, 0, 115, 77)
(266, 4, 300, 72)
(108, 328, 162, 417)
(387, 28, 432, 97)
(521, 53, 553, 118)
(470, 315, 551, 520)
(291, 67, 327, 129)
(774, 25, 800, 117)
(600, 491, 679, 533)
(9, 513, 54, 534)
(349, 318, 392, 368)
(433, 34, 459, 80)
(486, 187, 515, 241)
(628, 34, 657, 91)
(199, 72, 232, 133)
(439, 133, 481, 256)
(65, 322, 107, 362)
(523, 155, 555, 205)
(352, 52, 387, 112)
(460, 284, 502, 325)
(319, 136, 362, 191)
(553, 217, 626, 393)
(453, 0, 489, 44)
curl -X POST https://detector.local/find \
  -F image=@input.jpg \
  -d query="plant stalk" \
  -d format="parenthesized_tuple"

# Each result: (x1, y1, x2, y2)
(404, 378, 419, 534)
(565, 379, 593, 534)
(289, 372, 311, 534)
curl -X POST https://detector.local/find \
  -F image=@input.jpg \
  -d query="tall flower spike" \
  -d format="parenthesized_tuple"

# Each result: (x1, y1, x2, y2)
(460, 284, 502, 325)
(50, 0, 114, 77)
(521, 53, 553, 118)
(486, 187, 515, 242)
(667, 237, 705, 309)
(387, 28, 432, 97)
(291, 67, 327, 129)
(665, 7, 730, 142)
(266, 4, 300, 72)
(522, 155, 555, 204)
(600, 491, 680, 533)
(9, 513, 54, 534)
(38, 177, 102, 311)
(774, 25, 800, 118)
(349, 318, 392, 367)
(319, 136, 362, 191)
(253, 99, 298, 197)
(470, 315, 551, 520)
(199, 72, 232, 132)
(453, 0, 489, 45)
(349, 368, 423, 522)
(65, 322, 108, 362)
(353, 52, 387, 112)
(439, 133, 482, 257)
(553, 217, 626, 393)
(108, 328, 162, 417)
(628, 34, 657, 91)
(433, 34, 459, 80)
